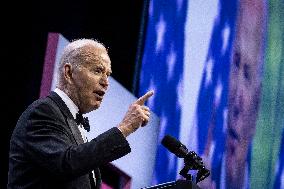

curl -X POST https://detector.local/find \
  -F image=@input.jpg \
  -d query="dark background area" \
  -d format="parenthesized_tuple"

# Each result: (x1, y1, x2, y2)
(1, 0, 148, 188)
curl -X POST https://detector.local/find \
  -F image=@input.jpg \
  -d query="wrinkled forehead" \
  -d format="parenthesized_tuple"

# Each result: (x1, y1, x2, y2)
(78, 45, 111, 68)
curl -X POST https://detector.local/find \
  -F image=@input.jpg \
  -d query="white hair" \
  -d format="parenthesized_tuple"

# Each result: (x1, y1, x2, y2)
(57, 38, 107, 85)
(60, 39, 106, 66)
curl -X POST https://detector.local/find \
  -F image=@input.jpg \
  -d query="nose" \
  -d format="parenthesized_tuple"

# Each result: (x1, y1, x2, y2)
(234, 81, 244, 119)
(100, 74, 109, 89)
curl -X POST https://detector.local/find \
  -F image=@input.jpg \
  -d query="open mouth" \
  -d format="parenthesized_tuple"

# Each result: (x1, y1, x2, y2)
(94, 90, 105, 100)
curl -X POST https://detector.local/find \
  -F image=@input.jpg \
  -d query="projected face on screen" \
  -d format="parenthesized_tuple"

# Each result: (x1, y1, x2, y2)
(225, 0, 266, 188)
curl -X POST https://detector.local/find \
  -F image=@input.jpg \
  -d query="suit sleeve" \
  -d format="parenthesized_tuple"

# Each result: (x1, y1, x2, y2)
(25, 102, 131, 180)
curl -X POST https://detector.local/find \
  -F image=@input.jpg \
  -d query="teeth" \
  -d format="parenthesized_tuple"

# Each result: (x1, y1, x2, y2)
(96, 91, 104, 96)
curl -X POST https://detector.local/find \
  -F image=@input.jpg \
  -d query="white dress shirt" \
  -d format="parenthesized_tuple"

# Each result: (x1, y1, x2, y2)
(54, 88, 96, 183)
(54, 88, 88, 142)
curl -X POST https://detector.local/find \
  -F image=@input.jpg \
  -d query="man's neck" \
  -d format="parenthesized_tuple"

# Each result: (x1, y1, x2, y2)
(54, 87, 79, 119)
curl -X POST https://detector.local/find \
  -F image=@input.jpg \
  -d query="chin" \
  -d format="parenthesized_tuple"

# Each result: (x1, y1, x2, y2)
(93, 102, 101, 109)
(83, 104, 100, 113)
(93, 105, 100, 110)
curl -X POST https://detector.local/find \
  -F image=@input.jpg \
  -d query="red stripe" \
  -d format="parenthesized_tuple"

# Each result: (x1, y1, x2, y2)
(40, 33, 59, 98)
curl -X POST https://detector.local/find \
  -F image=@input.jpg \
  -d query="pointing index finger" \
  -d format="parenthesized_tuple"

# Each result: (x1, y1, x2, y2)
(135, 90, 154, 105)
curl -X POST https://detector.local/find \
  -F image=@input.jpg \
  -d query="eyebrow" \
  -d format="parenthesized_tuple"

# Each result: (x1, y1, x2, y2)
(93, 64, 112, 75)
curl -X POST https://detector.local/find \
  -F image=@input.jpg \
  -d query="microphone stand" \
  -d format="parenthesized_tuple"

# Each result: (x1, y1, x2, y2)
(141, 152, 209, 189)
(179, 162, 193, 181)
(180, 151, 210, 184)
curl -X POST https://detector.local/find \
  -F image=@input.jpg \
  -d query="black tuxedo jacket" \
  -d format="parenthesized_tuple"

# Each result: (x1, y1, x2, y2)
(8, 92, 131, 189)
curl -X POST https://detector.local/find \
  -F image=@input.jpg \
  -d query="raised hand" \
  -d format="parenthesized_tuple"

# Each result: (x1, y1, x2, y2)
(118, 90, 154, 137)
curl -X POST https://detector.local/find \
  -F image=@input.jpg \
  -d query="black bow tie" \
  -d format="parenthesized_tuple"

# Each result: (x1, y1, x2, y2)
(75, 112, 90, 132)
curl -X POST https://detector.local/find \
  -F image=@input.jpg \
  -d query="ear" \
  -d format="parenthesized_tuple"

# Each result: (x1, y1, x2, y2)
(63, 63, 73, 84)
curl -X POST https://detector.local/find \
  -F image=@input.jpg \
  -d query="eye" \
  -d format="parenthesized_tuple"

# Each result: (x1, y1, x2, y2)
(93, 68, 102, 74)
(243, 63, 251, 81)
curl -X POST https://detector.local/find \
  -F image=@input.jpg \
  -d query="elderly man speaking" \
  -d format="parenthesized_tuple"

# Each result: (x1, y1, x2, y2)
(8, 39, 154, 189)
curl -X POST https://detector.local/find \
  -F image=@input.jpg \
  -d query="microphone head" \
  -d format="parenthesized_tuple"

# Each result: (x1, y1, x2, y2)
(161, 135, 188, 158)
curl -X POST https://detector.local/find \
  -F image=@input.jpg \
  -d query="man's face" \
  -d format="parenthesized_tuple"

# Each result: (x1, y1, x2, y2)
(226, 44, 262, 189)
(70, 46, 112, 113)
(225, 0, 265, 187)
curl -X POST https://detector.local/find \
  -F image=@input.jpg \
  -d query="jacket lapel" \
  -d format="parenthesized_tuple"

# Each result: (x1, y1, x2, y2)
(67, 118, 84, 145)
(48, 91, 84, 145)
(48, 91, 101, 188)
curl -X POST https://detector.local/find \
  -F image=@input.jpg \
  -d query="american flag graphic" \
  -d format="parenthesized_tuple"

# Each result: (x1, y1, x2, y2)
(139, 0, 187, 184)
(138, 0, 237, 187)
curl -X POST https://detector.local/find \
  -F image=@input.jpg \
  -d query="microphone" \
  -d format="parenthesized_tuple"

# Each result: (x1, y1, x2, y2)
(161, 135, 203, 168)
(161, 135, 210, 182)
(161, 135, 188, 158)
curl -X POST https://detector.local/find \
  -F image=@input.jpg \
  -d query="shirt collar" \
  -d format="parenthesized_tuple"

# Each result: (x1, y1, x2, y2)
(54, 88, 79, 119)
